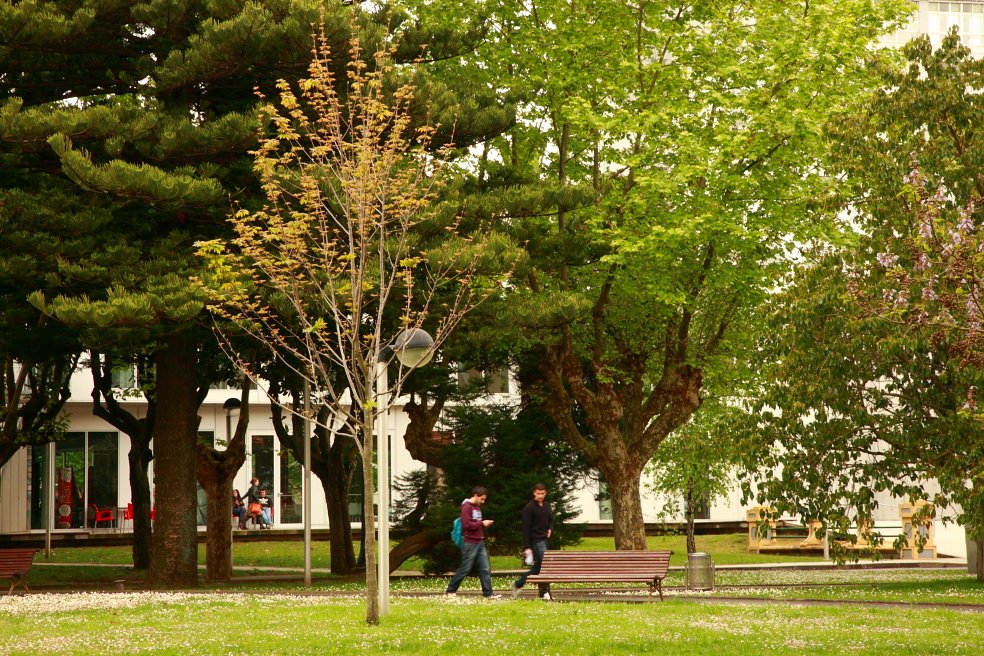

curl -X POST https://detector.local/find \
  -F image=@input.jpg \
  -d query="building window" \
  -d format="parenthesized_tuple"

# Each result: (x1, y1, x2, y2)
(279, 447, 303, 524)
(32, 432, 119, 530)
(111, 366, 137, 389)
(928, 2, 984, 49)
(691, 494, 711, 520)
(457, 367, 511, 394)
(195, 431, 214, 526)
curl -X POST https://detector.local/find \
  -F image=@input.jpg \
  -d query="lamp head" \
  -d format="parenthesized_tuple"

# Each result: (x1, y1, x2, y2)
(391, 328, 434, 368)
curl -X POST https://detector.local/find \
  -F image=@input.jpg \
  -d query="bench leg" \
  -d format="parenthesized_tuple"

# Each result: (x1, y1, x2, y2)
(7, 574, 30, 595)
(651, 579, 663, 601)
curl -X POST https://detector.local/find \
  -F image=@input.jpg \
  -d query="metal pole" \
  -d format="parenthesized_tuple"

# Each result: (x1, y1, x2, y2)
(45, 442, 54, 558)
(304, 378, 312, 586)
(376, 361, 390, 615)
(227, 409, 234, 563)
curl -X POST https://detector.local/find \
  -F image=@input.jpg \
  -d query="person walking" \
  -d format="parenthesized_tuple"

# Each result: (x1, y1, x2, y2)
(511, 483, 553, 600)
(445, 486, 499, 599)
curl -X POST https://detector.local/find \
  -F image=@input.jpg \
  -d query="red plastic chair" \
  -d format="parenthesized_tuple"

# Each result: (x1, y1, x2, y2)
(88, 504, 115, 529)
(121, 503, 134, 530)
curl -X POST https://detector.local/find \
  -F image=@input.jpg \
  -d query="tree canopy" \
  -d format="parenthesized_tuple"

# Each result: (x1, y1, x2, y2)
(402, 0, 912, 548)
(738, 32, 984, 574)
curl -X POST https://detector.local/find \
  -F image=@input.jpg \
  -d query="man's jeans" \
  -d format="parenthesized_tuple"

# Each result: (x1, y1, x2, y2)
(446, 540, 494, 597)
(513, 539, 550, 597)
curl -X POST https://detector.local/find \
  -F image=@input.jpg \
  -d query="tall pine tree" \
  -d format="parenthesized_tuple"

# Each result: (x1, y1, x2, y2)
(2, 0, 511, 587)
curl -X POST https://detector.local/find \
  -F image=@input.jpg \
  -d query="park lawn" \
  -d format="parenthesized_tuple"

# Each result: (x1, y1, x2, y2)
(38, 532, 821, 573)
(705, 569, 984, 605)
(40, 532, 818, 571)
(563, 534, 825, 565)
(0, 593, 982, 655)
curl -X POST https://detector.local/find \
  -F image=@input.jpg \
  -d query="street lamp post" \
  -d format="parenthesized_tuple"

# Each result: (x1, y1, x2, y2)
(377, 328, 434, 616)
(223, 398, 241, 563)
(303, 379, 312, 586)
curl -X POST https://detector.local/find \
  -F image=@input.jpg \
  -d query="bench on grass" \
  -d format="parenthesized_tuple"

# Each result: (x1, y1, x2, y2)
(526, 550, 673, 600)
(0, 548, 38, 595)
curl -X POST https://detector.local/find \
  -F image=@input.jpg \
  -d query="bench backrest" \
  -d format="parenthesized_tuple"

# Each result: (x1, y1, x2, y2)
(0, 549, 38, 576)
(539, 550, 672, 577)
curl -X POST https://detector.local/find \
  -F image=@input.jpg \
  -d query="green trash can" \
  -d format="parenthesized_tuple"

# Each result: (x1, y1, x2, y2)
(686, 552, 715, 590)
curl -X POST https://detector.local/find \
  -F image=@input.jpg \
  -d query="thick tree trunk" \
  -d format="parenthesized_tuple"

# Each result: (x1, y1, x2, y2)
(196, 443, 246, 581)
(149, 333, 200, 589)
(603, 462, 648, 550)
(196, 383, 249, 582)
(540, 339, 704, 554)
(323, 434, 357, 575)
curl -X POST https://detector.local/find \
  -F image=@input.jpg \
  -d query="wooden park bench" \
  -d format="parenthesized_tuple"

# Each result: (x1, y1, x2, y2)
(526, 550, 673, 600)
(0, 548, 38, 595)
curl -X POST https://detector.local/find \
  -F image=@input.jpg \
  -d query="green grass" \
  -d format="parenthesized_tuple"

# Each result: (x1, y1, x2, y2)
(15, 540, 984, 654)
(42, 533, 818, 571)
(0, 593, 981, 655)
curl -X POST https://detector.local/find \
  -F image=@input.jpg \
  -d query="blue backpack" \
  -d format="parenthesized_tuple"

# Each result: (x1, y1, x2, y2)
(450, 517, 463, 548)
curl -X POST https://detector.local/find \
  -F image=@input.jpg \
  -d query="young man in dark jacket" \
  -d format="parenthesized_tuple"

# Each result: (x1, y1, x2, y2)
(445, 486, 499, 598)
(511, 483, 553, 599)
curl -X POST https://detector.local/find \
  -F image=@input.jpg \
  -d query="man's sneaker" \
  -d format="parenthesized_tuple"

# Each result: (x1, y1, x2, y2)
(444, 592, 456, 597)
(540, 592, 552, 601)
(485, 594, 502, 599)
(510, 585, 522, 598)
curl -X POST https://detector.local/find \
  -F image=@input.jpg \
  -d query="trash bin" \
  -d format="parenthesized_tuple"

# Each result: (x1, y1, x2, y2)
(686, 552, 714, 590)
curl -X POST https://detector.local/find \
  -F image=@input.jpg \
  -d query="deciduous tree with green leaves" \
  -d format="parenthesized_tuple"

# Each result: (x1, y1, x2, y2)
(739, 32, 984, 577)
(645, 398, 740, 555)
(407, 0, 911, 549)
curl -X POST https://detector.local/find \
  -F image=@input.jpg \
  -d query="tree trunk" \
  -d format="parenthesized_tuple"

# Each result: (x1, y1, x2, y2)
(387, 531, 447, 572)
(323, 433, 357, 575)
(271, 396, 359, 576)
(88, 352, 155, 569)
(684, 478, 697, 555)
(361, 419, 379, 625)
(539, 334, 704, 555)
(128, 442, 153, 569)
(603, 462, 647, 550)
(977, 532, 984, 583)
(196, 382, 249, 582)
(149, 333, 200, 589)
(198, 468, 233, 580)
